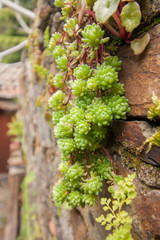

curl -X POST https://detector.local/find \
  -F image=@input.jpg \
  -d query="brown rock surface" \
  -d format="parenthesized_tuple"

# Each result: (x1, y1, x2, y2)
(118, 24, 160, 117)
(112, 120, 160, 166)
(139, 0, 160, 23)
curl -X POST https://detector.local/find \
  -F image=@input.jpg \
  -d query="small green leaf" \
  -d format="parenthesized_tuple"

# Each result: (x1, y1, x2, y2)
(105, 224, 112, 230)
(108, 186, 115, 194)
(131, 33, 150, 55)
(114, 175, 124, 183)
(120, 2, 141, 32)
(106, 213, 114, 222)
(101, 198, 107, 205)
(112, 200, 119, 211)
(96, 214, 105, 223)
(93, 0, 120, 24)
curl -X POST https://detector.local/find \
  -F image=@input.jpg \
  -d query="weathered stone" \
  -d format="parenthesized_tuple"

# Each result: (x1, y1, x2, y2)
(118, 24, 160, 117)
(112, 120, 160, 166)
(71, 209, 88, 240)
(138, 0, 160, 23)
(137, 163, 160, 188)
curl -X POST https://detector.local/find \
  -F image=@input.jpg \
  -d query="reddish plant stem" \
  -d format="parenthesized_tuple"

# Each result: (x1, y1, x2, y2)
(96, 88, 99, 97)
(76, 38, 80, 50)
(61, 32, 66, 44)
(96, 49, 99, 65)
(127, 31, 132, 40)
(104, 22, 120, 38)
(69, 9, 74, 18)
(84, 9, 97, 22)
(63, 71, 68, 84)
(80, 47, 88, 63)
(64, 89, 72, 106)
(85, 151, 90, 179)
(64, 0, 75, 5)
(116, 8, 120, 17)
(119, 0, 125, 12)
(89, 58, 93, 67)
(101, 44, 104, 64)
(69, 58, 78, 67)
(70, 153, 73, 165)
(100, 144, 116, 173)
(112, 12, 127, 40)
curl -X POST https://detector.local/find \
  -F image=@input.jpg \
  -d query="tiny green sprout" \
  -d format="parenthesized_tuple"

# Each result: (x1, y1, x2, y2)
(143, 93, 160, 152)
(148, 92, 160, 120)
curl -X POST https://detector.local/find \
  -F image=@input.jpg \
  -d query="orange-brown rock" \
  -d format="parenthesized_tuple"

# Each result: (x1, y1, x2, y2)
(118, 24, 160, 117)
(112, 120, 160, 166)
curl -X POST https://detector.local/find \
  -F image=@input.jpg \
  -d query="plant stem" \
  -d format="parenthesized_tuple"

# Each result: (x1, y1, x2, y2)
(112, 12, 127, 40)
(104, 22, 120, 38)
(61, 32, 66, 44)
(64, 89, 72, 106)
(127, 31, 132, 40)
(96, 49, 99, 65)
(101, 44, 104, 64)
(85, 151, 90, 179)
(80, 47, 88, 63)
(100, 144, 116, 173)
(84, 9, 97, 22)
(119, 0, 124, 12)
(64, 0, 75, 5)
(63, 71, 68, 84)
(70, 153, 73, 165)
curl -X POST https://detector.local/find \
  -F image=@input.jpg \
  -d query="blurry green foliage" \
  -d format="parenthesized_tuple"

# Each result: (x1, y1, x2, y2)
(7, 113, 23, 141)
(0, 0, 36, 63)
(18, 171, 42, 240)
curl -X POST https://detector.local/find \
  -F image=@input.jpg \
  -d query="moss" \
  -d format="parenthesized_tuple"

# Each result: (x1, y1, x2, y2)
(132, 16, 160, 38)
(117, 142, 141, 170)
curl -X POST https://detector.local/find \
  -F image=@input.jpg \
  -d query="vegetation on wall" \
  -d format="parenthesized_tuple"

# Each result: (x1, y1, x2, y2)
(96, 173, 136, 240)
(18, 171, 42, 240)
(144, 93, 160, 152)
(39, 0, 147, 209)
(7, 112, 23, 142)
(32, 0, 152, 238)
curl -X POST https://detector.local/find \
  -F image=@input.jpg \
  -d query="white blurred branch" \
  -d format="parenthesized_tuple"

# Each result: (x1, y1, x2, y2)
(14, 0, 31, 34)
(0, 40, 28, 62)
(1, 0, 35, 19)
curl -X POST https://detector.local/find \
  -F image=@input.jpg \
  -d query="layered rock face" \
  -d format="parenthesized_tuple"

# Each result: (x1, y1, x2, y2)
(20, 1, 160, 239)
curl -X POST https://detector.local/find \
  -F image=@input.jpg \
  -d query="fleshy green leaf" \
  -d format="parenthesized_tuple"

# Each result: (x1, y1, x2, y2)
(93, 0, 120, 24)
(131, 33, 150, 55)
(120, 2, 141, 32)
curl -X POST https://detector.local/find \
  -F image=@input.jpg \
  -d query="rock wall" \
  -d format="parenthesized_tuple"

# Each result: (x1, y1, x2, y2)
(20, 1, 160, 240)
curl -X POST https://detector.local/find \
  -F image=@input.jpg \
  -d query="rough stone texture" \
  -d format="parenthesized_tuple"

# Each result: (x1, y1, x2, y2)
(138, 0, 160, 23)
(118, 24, 160, 117)
(112, 121, 160, 166)
(20, 60, 77, 240)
